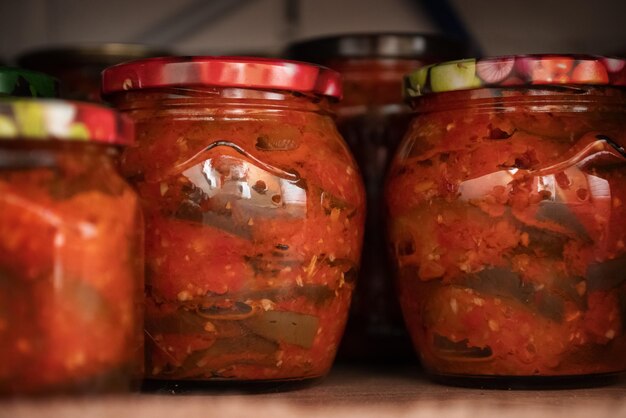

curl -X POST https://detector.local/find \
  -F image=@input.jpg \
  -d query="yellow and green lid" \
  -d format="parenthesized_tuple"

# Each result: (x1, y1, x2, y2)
(0, 98, 133, 145)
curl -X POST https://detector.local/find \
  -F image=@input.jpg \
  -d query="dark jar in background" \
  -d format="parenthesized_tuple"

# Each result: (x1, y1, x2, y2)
(388, 55, 626, 387)
(287, 33, 468, 362)
(17, 43, 169, 102)
(0, 99, 144, 396)
(103, 57, 365, 382)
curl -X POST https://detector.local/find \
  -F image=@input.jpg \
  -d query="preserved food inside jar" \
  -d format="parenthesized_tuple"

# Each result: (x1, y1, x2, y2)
(102, 57, 365, 382)
(287, 33, 469, 362)
(17, 44, 169, 102)
(0, 99, 143, 396)
(388, 55, 626, 386)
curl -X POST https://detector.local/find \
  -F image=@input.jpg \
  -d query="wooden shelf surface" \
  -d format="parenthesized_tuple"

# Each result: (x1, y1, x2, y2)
(2, 365, 626, 418)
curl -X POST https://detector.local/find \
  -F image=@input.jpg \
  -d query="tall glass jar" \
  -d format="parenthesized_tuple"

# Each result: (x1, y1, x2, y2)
(0, 99, 143, 396)
(388, 55, 626, 387)
(103, 57, 365, 382)
(287, 33, 468, 361)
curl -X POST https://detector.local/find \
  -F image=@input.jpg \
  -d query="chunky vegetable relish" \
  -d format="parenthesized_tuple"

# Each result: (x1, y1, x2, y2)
(387, 85, 626, 378)
(115, 89, 365, 381)
(0, 142, 143, 395)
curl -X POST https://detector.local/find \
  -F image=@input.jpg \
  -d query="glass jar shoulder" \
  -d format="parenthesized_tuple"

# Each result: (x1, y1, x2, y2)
(124, 106, 363, 205)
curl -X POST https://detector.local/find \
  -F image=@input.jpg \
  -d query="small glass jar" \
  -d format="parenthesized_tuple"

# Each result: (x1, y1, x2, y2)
(388, 55, 626, 387)
(0, 99, 144, 396)
(103, 57, 365, 382)
(17, 44, 169, 102)
(0, 67, 58, 98)
(287, 33, 468, 361)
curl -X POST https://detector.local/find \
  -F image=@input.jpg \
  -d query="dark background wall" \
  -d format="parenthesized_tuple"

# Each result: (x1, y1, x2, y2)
(1, 0, 625, 60)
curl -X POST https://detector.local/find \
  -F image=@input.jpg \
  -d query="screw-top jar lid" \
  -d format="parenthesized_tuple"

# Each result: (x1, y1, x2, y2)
(405, 54, 626, 96)
(0, 68, 59, 98)
(0, 98, 133, 145)
(101, 56, 342, 99)
(285, 33, 469, 62)
(17, 43, 171, 69)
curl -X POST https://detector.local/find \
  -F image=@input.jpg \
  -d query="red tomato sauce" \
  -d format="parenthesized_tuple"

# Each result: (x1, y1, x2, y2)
(0, 143, 143, 395)
(114, 89, 365, 381)
(387, 86, 626, 378)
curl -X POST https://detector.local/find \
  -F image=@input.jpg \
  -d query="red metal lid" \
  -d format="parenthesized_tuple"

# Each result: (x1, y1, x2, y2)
(405, 54, 626, 96)
(0, 98, 133, 145)
(101, 56, 342, 99)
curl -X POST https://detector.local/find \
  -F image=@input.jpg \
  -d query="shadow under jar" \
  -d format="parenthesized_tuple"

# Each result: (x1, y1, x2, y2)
(0, 99, 144, 396)
(387, 55, 626, 388)
(102, 57, 365, 383)
(287, 33, 469, 363)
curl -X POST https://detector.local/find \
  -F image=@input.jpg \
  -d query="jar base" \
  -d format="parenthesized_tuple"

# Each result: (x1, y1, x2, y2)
(428, 371, 624, 390)
(142, 375, 324, 394)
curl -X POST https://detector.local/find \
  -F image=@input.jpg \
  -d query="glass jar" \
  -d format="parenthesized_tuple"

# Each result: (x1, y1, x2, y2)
(102, 57, 365, 382)
(287, 33, 468, 362)
(0, 67, 58, 98)
(0, 99, 144, 396)
(388, 55, 626, 387)
(17, 44, 169, 102)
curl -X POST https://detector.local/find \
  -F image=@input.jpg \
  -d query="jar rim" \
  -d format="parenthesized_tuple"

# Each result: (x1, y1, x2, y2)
(101, 56, 342, 99)
(0, 98, 134, 145)
(405, 54, 626, 97)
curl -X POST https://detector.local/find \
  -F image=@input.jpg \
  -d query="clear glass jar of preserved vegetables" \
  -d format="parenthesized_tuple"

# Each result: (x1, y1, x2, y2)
(287, 33, 468, 362)
(0, 99, 144, 396)
(102, 57, 365, 382)
(388, 55, 626, 387)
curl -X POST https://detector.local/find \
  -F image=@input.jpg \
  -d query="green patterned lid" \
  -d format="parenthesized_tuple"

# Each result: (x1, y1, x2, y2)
(0, 98, 133, 145)
(405, 54, 626, 97)
(0, 67, 59, 98)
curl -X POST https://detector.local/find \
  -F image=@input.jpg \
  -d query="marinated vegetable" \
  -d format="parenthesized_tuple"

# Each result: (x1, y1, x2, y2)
(388, 55, 626, 380)
(103, 57, 365, 381)
(0, 100, 143, 396)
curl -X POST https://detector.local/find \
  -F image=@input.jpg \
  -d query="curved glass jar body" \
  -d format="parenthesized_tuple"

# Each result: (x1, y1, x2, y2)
(387, 86, 626, 383)
(111, 88, 365, 382)
(331, 58, 418, 361)
(0, 142, 144, 395)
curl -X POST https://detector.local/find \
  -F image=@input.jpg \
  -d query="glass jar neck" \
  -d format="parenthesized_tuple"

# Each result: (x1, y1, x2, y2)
(108, 87, 334, 116)
(410, 86, 626, 114)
